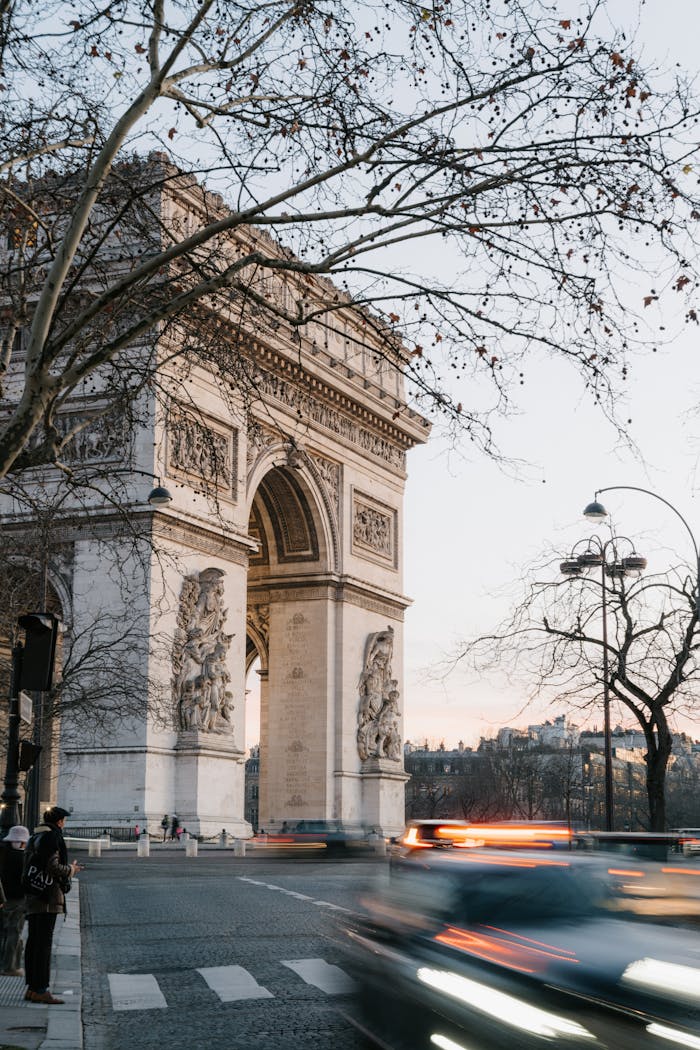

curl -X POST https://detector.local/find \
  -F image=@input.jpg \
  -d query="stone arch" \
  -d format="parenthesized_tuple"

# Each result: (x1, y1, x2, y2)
(246, 442, 340, 573)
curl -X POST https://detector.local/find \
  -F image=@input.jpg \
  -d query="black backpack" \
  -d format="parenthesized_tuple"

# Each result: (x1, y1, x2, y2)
(21, 832, 54, 898)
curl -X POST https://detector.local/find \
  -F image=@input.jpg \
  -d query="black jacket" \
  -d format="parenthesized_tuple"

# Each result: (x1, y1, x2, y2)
(0, 841, 26, 900)
(25, 822, 72, 916)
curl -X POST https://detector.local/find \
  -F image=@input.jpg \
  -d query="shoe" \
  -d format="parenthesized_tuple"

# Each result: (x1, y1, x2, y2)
(24, 989, 35, 1001)
(30, 991, 65, 1005)
(1, 968, 23, 976)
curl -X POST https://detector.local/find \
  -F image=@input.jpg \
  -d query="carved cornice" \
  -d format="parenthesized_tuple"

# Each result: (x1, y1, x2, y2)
(247, 573, 410, 619)
(152, 517, 251, 564)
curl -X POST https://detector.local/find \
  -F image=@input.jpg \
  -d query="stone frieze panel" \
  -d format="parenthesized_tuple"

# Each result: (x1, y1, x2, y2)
(351, 490, 397, 568)
(167, 406, 238, 499)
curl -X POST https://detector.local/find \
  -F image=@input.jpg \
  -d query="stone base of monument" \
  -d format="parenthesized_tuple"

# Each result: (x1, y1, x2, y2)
(360, 757, 410, 839)
(174, 730, 251, 839)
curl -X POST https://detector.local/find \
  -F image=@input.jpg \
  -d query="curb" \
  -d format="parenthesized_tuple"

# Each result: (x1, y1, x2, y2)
(0, 881, 82, 1050)
(41, 879, 82, 1050)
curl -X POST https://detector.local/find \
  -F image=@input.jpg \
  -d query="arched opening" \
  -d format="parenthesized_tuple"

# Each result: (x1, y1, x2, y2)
(246, 462, 334, 829)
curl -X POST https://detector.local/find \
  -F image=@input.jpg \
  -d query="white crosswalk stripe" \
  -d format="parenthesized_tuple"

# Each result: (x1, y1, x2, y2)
(281, 958, 357, 995)
(107, 958, 355, 1010)
(108, 973, 167, 1011)
(197, 965, 274, 1002)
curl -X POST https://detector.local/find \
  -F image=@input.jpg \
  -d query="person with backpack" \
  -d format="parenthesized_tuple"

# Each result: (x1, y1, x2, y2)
(23, 806, 81, 1005)
(0, 825, 30, 976)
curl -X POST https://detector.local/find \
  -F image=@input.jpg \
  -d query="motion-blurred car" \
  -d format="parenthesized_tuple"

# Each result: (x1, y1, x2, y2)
(342, 849, 700, 1050)
(265, 819, 369, 854)
(393, 820, 572, 865)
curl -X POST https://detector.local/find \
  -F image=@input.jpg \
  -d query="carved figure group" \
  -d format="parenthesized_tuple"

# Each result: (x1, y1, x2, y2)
(353, 503, 392, 556)
(357, 627, 402, 761)
(169, 410, 231, 487)
(172, 568, 234, 735)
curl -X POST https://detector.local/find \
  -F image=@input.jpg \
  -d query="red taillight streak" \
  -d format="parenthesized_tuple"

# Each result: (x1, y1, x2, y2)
(481, 925, 578, 956)
(435, 925, 579, 974)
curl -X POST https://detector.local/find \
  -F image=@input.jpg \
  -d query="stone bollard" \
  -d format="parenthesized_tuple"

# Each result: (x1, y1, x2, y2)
(233, 838, 246, 857)
(88, 839, 101, 859)
(137, 833, 150, 858)
(369, 832, 387, 857)
(219, 831, 229, 848)
(185, 838, 198, 857)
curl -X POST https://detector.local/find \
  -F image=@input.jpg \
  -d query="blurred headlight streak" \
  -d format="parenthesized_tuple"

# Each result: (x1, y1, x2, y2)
(416, 967, 596, 1040)
(622, 959, 700, 1003)
(646, 1023, 700, 1048)
(430, 1034, 473, 1050)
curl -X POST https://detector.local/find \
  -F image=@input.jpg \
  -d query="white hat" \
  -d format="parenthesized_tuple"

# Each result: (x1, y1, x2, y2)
(5, 825, 30, 843)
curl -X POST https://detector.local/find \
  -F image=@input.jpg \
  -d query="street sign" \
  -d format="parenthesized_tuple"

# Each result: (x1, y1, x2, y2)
(19, 691, 33, 724)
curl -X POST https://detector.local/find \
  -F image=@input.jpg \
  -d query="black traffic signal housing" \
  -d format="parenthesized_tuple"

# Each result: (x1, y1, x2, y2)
(18, 613, 59, 692)
(19, 740, 42, 772)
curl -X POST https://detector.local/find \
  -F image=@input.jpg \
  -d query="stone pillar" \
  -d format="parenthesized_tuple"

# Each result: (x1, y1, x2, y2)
(261, 596, 333, 827)
(361, 758, 409, 836)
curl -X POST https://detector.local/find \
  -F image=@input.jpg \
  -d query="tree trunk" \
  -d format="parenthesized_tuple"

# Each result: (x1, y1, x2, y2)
(645, 716, 673, 832)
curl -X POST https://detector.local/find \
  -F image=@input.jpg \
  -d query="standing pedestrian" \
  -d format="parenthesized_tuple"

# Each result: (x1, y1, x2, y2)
(134, 823, 140, 840)
(0, 825, 29, 976)
(160, 815, 169, 842)
(24, 807, 81, 1005)
(170, 815, 179, 841)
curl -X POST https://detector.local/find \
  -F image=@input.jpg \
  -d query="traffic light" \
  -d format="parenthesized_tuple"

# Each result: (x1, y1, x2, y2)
(18, 613, 59, 692)
(19, 740, 42, 772)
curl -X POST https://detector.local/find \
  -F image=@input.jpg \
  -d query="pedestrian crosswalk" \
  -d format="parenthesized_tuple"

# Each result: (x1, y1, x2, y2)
(107, 958, 357, 1011)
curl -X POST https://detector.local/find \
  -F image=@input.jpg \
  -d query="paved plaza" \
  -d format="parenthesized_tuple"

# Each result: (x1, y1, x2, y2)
(0, 847, 382, 1050)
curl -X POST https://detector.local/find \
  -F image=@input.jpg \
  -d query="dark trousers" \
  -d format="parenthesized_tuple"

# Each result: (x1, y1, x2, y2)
(1, 899, 26, 971)
(25, 913, 57, 992)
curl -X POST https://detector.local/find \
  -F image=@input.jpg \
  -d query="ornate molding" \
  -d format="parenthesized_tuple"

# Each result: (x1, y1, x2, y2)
(247, 602, 270, 648)
(357, 627, 402, 763)
(152, 518, 251, 564)
(308, 452, 341, 522)
(246, 419, 277, 473)
(250, 364, 407, 470)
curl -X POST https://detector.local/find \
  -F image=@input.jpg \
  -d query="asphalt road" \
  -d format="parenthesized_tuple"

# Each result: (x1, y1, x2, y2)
(80, 852, 385, 1050)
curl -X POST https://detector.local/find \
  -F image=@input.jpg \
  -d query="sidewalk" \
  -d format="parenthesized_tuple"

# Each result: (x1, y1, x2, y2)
(0, 881, 82, 1050)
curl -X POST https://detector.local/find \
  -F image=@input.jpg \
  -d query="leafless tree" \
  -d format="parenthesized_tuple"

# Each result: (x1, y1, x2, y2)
(1, 0, 699, 480)
(456, 545, 700, 830)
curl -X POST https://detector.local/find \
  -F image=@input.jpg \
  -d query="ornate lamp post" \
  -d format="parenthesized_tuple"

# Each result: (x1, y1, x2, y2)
(559, 535, 647, 831)
(584, 485, 700, 613)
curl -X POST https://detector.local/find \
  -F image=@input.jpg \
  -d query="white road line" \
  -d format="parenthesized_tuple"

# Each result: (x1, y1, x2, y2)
(282, 958, 357, 995)
(108, 973, 167, 1011)
(236, 876, 349, 911)
(197, 965, 274, 1002)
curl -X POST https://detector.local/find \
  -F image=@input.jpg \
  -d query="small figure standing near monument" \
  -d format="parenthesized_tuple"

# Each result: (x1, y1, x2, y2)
(160, 815, 169, 842)
(0, 825, 30, 976)
(24, 807, 81, 1005)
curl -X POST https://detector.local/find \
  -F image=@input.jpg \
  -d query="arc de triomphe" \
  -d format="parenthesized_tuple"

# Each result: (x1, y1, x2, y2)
(6, 172, 429, 837)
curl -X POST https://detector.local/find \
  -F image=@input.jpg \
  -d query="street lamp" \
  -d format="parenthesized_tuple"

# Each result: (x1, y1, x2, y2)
(584, 486, 700, 613)
(560, 535, 647, 832)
